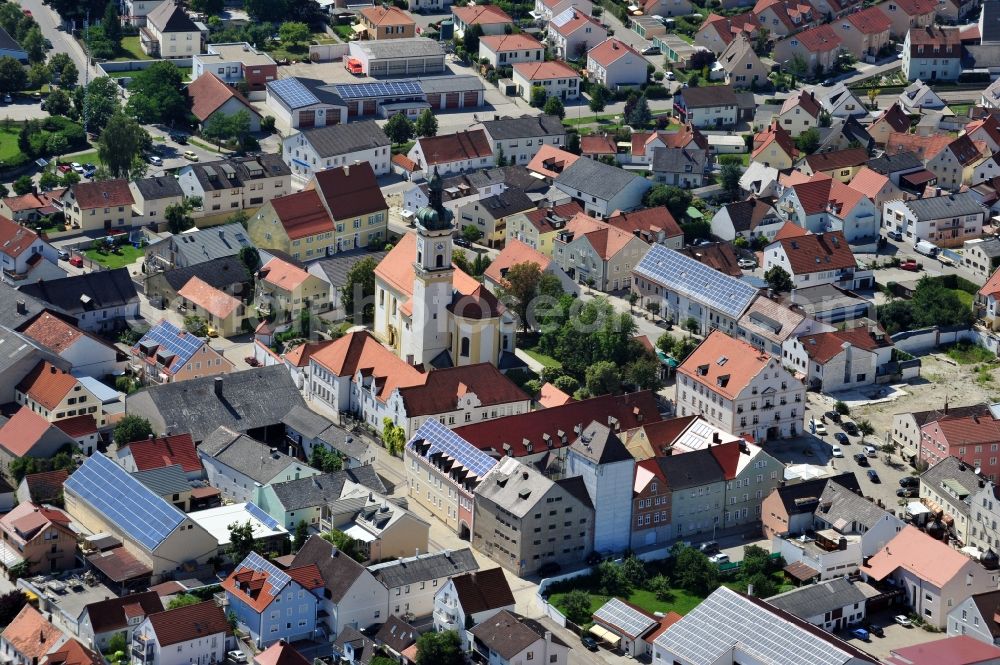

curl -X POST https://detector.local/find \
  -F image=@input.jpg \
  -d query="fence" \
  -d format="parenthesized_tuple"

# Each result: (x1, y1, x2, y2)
(890, 325, 980, 354)
(309, 43, 351, 62)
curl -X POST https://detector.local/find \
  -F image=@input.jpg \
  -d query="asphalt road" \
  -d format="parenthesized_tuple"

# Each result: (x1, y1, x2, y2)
(20, 0, 97, 85)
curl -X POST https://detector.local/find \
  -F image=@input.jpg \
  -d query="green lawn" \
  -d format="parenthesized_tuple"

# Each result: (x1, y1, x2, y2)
(564, 113, 620, 126)
(522, 347, 562, 369)
(550, 587, 706, 618)
(332, 24, 355, 40)
(952, 289, 974, 309)
(115, 36, 153, 61)
(950, 103, 972, 117)
(943, 340, 995, 364)
(84, 244, 143, 269)
(0, 126, 22, 164)
(67, 150, 102, 166)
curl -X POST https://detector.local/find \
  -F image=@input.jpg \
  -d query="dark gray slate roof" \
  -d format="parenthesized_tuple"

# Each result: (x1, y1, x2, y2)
(903, 191, 985, 220)
(311, 249, 389, 289)
(677, 84, 738, 109)
(269, 466, 386, 512)
(868, 151, 923, 175)
(125, 366, 307, 442)
(920, 455, 981, 517)
(555, 157, 645, 201)
(282, 405, 333, 440)
(19, 269, 138, 315)
(159, 255, 250, 292)
(185, 154, 290, 193)
(151, 223, 253, 266)
(479, 114, 565, 141)
(814, 478, 891, 531)
(298, 121, 390, 159)
(418, 75, 485, 94)
(293, 535, 371, 603)
(200, 426, 306, 484)
(470, 188, 535, 220)
(132, 464, 192, 497)
(651, 147, 708, 174)
(965, 45, 1000, 68)
(658, 447, 725, 490)
(772, 473, 861, 516)
(568, 421, 633, 465)
(133, 176, 184, 201)
(765, 577, 873, 620)
(975, 237, 1000, 259)
(0, 283, 63, 329)
(368, 548, 478, 589)
(315, 426, 371, 463)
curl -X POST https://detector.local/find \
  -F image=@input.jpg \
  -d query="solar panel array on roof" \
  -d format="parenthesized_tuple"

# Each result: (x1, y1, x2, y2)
(270, 78, 320, 109)
(333, 80, 422, 100)
(594, 598, 657, 638)
(635, 244, 758, 319)
(239, 551, 291, 590)
(65, 453, 185, 551)
(136, 320, 202, 372)
(408, 418, 497, 479)
(245, 502, 280, 531)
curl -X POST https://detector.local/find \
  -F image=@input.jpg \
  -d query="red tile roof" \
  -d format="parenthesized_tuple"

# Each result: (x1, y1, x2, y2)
(886, 635, 1000, 665)
(260, 257, 310, 291)
(21, 313, 84, 354)
(800, 327, 889, 364)
(1, 606, 64, 662)
(480, 34, 542, 53)
(980, 266, 1000, 297)
(700, 12, 758, 46)
(43, 638, 102, 665)
(54, 414, 98, 438)
(312, 162, 388, 223)
(520, 201, 584, 233)
(848, 167, 891, 200)
(894, 0, 940, 17)
(484, 239, 552, 285)
(795, 24, 842, 53)
(581, 134, 616, 156)
(966, 115, 1000, 148)
(452, 391, 661, 457)
(779, 90, 822, 118)
(790, 173, 868, 216)
(254, 641, 311, 665)
(187, 73, 258, 123)
(310, 330, 424, 401)
(268, 189, 334, 240)
(550, 9, 602, 37)
(0, 216, 42, 258)
(607, 207, 682, 240)
(178, 276, 241, 319)
(397, 363, 528, 417)
(773, 221, 808, 240)
(526, 144, 580, 179)
(360, 5, 414, 25)
(415, 129, 493, 167)
(874, 103, 911, 134)
(21, 469, 69, 502)
(146, 601, 232, 646)
(17, 361, 78, 411)
(677, 331, 774, 400)
(70, 180, 134, 210)
(283, 339, 336, 368)
(886, 132, 952, 161)
(864, 525, 973, 586)
(512, 60, 580, 81)
(222, 564, 323, 613)
(752, 121, 797, 162)
(845, 5, 891, 33)
(3, 191, 62, 214)
(538, 382, 573, 408)
(453, 4, 512, 25)
(587, 38, 643, 67)
(774, 230, 856, 275)
(123, 433, 201, 473)
(803, 147, 869, 173)
(392, 153, 418, 172)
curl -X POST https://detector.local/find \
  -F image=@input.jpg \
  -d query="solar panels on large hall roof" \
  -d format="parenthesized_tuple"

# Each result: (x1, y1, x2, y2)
(333, 80, 423, 100)
(269, 78, 320, 109)
(408, 418, 497, 480)
(635, 244, 758, 320)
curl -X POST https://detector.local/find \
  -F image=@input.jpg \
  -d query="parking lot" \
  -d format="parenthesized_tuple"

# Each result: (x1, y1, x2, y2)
(838, 611, 944, 661)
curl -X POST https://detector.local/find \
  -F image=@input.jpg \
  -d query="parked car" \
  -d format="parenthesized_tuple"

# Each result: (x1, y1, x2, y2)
(864, 445, 877, 457)
(853, 453, 868, 466)
(183, 150, 198, 161)
(850, 628, 869, 641)
(581, 635, 599, 651)
(900, 258, 920, 271)
(831, 446, 843, 458)
(641, 45, 661, 55)
(887, 230, 903, 241)
(708, 553, 730, 565)
(454, 237, 472, 248)
(69, 255, 83, 268)
(867, 469, 880, 483)
(811, 419, 827, 435)
(82, 164, 96, 177)
(842, 421, 859, 436)
(896, 487, 916, 498)
(666, 71, 676, 81)
(2, 94, 10, 104)
(57, 249, 69, 260)
(57, 164, 70, 173)
(71, 162, 84, 173)
(171, 133, 188, 144)
(866, 624, 884, 638)
(698, 541, 719, 554)
(824, 410, 841, 423)
(737, 258, 756, 269)
(894, 615, 913, 628)
(148, 155, 163, 166)
(899, 476, 919, 488)
(227, 652, 247, 664)
(834, 432, 849, 445)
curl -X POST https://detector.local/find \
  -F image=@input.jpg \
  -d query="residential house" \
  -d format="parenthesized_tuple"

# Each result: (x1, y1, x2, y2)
(710, 199, 784, 243)
(433, 568, 515, 647)
(140, 1, 202, 59)
(551, 213, 650, 290)
(475, 115, 567, 168)
(255, 257, 330, 325)
(869, 103, 913, 146)
(252, 641, 310, 665)
(198, 425, 320, 502)
(320, 485, 430, 562)
(473, 456, 594, 576)
(76, 592, 164, 652)
(59, 180, 135, 232)
(407, 130, 493, 176)
(766, 577, 879, 631)
(15, 469, 68, 506)
(469, 611, 570, 665)
(650, 148, 710, 187)
(586, 38, 648, 89)
(14, 362, 107, 427)
(18, 269, 139, 334)
(811, 474, 905, 556)
(966, 116, 1000, 154)
(948, 590, 1000, 646)
(478, 34, 545, 67)
(752, 121, 798, 169)
(281, 405, 374, 467)
(761, 472, 862, 538)
(192, 42, 277, 93)
(635, 447, 722, 545)
(0, 216, 62, 285)
(533, 0, 594, 22)
(253, 467, 387, 530)
(883, 191, 987, 248)
(675, 330, 805, 441)
(801, 148, 869, 183)
(0, 502, 76, 575)
(981, 268, 1000, 331)
(832, 6, 892, 61)
(373, 617, 418, 662)
(606, 207, 684, 248)
(899, 79, 946, 112)
(673, 85, 742, 128)
(553, 157, 651, 218)
(222, 552, 324, 647)
(763, 231, 874, 289)
(115, 433, 202, 481)
(695, 12, 759, 55)
(796, 325, 892, 392)
(547, 8, 606, 59)
(919, 412, 1000, 483)
(130, 176, 184, 230)
(177, 276, 247, 338)
(903, 25, 961, 80)
(187, 73, 261, 133)
(580, 134, 617, 160)
(455, 189, 535, 247)
(921, 456, 982, 545)
(0, 606, 67, 665)
(753, 0, 815, 38)
(331, 629, 376, 665)
(885, 0, 938, 39)
(891, 403, 991, 462)
(847, 167, 906, 218)
(144, 222, 253, 271)
(130, 601, 233, 665)
(817, 84, 870, 121)
(652, 587, 879, 664)
(283, 122, 391, 181)
(591, 598, 667, 658)
(511, 61, 581, 103)
(774, 90, 823, 138)
(130, 319, 232, 385)
(717, 33, 766, 89)
(965, 238, 1000, 281)
(862, 526, 1000, 628)
(504, 201, 584, 254)
(632, 244, 758, 334)
(773, 25, 843, 75)
(451, 5, 513, 37)
(983, 77, 1000, 109)
(627, 124, 709, 166)
(369, 548, 480, 619)
(64, 454, 218, 585)
(358, 6, 416, 40)
(0, 190, 63, 225)
(21, 312, 122, 379)
(176, 154, 291, 218)
(736, 294, 822, 362)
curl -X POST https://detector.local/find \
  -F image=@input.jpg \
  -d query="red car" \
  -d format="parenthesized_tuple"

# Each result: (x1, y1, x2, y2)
(900, 259, 920, 271)
(58, 164, 71, 173)
(22, 9, 31, 17)
(69, 256, 83, 268)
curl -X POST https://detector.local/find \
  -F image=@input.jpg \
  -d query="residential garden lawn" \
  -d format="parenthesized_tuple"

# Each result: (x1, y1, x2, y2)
(564, 113, 619, 126)
(950, 103, 972, 117)
(522, 347, 562, 369)
(944, 340, 995, 364)
(952, 288, 975, 309)
(332, 24, 354, 40)
(0, 125, 23, 165)
(266, 34, 328, 62)
(550, 586, 706, 618)
(67, 150, 102, 166)
(84, 244, 144, 269)
(391, 140, 415, 156)
(116, 36, 153, 61)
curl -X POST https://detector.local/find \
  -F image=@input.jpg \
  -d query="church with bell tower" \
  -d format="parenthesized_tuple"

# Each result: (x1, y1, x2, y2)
(372, 169, 517, 369)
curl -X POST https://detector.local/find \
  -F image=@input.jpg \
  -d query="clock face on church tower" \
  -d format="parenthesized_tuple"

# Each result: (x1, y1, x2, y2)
(436, 243, 444, 251)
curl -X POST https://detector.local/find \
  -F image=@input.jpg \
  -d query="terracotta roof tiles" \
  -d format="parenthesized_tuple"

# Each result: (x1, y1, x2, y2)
(484, 239, 551, 284)
(17, 361, 78, 411)
(415, 130, 492, 166)
(21, 313, 84, 354)
(479, 34, 542, 52)
(588, 38, 643, 67)
(676, 330, 774, 400)
(123, 433, 201, 473)
(0, 407, 58, 457)
(526, 144, 580, 179)
(863, 525, 973, 586)
(260, 257, 310, 292)
(268, 190, 334, 240)
(188, 73, 258, 123)
(846, 5, 891, 33)
(0, 216, 41, 258)
(69, 180, 134, 210)
(178, 276, 241, 319)
(360, 5, 414, 25)
(397, 363, 528, 416)
(512, 60, 579, 81)
(774, 230, 857, 275)
(453, 4, 512, 25)
(145, 601, 232, 647)
(310, 330, 424, 401)
(1, 605, 64, 661)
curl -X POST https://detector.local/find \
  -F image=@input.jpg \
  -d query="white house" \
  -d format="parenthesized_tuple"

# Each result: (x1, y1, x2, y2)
(473, 115, 566, 166)
(433, 568, 515, 649)
(0, 216, 63, 284)
(130, 601, 233, 665)
(547, 8, 607, 59)
(899, 79, 946, 112)
(282, 121, 391, 181)
(947, 591, 1000, 646)
(478, 34, 545, 67)
(140, 1, 202, 59)
(586, 38, 648, 89)
(511, 61, 581, 103)
(552, 157, 651, 218)
(775, 173, 879, 242)
(883, 192, 987, 249)
(763, 231, 873, 290)
(407, 130, 494, 176)
(902, 25, 962, 81)
(369, 549, 480, 620)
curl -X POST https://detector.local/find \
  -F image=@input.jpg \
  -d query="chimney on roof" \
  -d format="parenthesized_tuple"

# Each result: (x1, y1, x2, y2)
(15, 300, 25, 315)
(214, 376, 223, 397)
(343, 165, 350, 176)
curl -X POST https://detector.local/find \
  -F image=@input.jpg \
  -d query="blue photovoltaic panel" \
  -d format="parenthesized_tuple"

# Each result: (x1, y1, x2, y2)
(332, 80, 422, 100)
(634, 244, 757, 320)
(240, 551, 291, 590)
(270, 78, 320, 109)
(65, 454, 186, 551)
(245, 502, 280, 531)
(135, 320, 202, 372)
(410, 419, 497, 479)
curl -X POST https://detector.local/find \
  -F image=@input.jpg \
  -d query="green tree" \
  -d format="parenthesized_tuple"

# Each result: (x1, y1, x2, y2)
(124, 61, 187, 126)
(626, 94, 652, 127)
(244, 0, 288, 22)
(239, 245, 261, 273)
(61, 170, 80, 186)
(83, 77, 121, 133)
(99, 111, 151, 179)
(45, 88, 71, 116)
(560, 589, 593, 625)
(46, 133, 68, 161)
(202, 112, 233, 148)
(294, 520, 310, 548)
(343, 256, 378, 321)
(415, 630, 464, 665)
(745, 572, 777, 598)
(260, 115, 275, 132)
(278, 21, 310, 47)
(461, 224, 483, 243)
(625, 355, 660, 390)
(165, 202, 194, 234)
(834, 400, 850, 416)
(740, 544, 772, 579)
(0, 591, 27, 625)
(382, 417, 406, 456)
(566, 131, 580, 155)
(644, 186, 691, 220)
(672, 544, 718, 596)
(597, 559, 632, 596)
(0, 56, 27, 94)
(543, 95, 565, 120)
(795, 127, 821, 155)
(498, 261, 548, 332)
(167, 594, 201, 609)
(764, 265, 793, 293)
(621, 555, 646, 588)
(585, 360, 621, 396)
(589, 84, 609, 113)
(370, 658, 397, 665)
(463, 23, 483, 54)
(27, 62, 50, 90)
(530, 85, 547, 108)
(184, 314, 209, 337)
(310, 445, 343, 473)
(321, 529, 367, 562)
(684, 317, 699, 336)
(59, 61, 78, 88)
(228, 520, 260, 562)
(22, 26, 45, 63)
(12, 176, 33, 196)
(102, 0, 122, 51)
(106, 633, 127, 656)
(494, 144, 507, 167)
(39, 170, 60, 191)
(414, 108, 437, 137)
(858, 419, 875, 443)
(383, 112, 414, 145)
(113, 414, 153, 444)
(720, 162, 742, 201)
(190, 0, 225, 15)
(552, 374, 579, 394)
